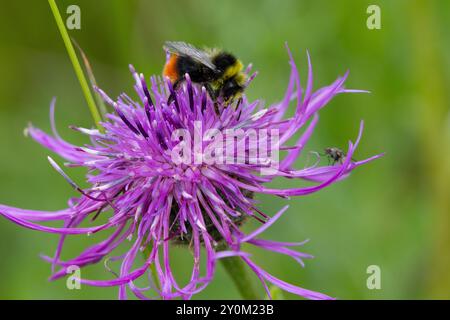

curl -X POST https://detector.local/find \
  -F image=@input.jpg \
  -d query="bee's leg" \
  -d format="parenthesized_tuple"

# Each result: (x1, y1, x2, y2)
(203, 83, 221, 115)
(236, 97, 243, 109)
(167, 78, 184, 105)
(237, 108, 242, 121)
(213, 99, 222, 115)
(204, 83, 217, 101)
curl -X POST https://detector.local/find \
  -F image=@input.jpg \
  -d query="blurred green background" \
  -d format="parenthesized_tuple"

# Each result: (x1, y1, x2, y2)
(0, 0, 449, 299)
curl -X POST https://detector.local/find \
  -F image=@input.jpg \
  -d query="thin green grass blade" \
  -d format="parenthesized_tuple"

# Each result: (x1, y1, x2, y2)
(72, 38, 109, 119)
(48, 0, 103, 131)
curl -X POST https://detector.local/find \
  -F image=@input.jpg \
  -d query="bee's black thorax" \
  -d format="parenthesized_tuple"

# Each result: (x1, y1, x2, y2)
(175, 55, 216, 83)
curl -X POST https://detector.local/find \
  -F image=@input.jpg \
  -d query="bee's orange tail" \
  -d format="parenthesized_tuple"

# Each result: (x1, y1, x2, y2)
(163, 55, 178, 82)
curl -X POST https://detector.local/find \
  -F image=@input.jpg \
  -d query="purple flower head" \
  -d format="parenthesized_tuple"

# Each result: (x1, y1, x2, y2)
(0, 47, 382, 300)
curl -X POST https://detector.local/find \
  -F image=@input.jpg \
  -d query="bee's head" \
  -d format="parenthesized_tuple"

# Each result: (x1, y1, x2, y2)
(221, 77, 245, 104)
(211, 51, 247, 104)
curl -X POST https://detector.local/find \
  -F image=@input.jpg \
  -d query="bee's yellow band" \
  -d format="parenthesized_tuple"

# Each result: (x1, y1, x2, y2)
(223, 60, 244, 80)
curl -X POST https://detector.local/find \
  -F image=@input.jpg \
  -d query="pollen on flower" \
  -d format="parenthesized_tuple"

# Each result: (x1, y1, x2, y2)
(0, 46, 383, 300)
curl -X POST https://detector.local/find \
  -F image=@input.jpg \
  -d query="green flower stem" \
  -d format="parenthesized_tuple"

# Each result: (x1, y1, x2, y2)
(48, 0, 103, 131)
(220, 255, 260, 300)
(144, 242, 258, 299)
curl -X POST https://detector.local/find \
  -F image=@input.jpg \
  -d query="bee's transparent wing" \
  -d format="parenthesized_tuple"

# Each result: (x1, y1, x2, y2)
(164, 41, 217, 71)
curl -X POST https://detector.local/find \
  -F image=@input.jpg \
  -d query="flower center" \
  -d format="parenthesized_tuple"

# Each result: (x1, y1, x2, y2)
(169, 188, 254, 245)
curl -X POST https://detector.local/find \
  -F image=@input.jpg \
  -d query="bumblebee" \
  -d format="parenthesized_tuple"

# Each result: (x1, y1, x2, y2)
(163, 41, 246, 106)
